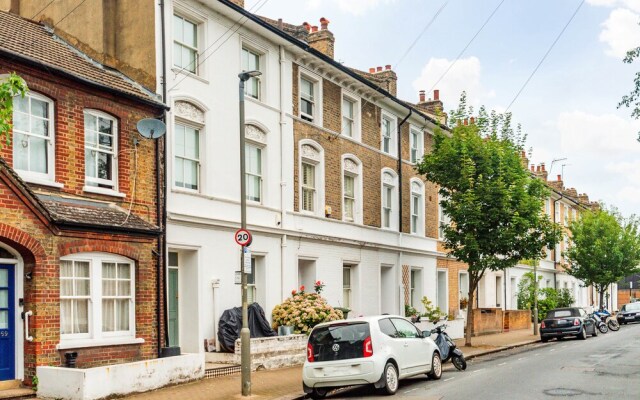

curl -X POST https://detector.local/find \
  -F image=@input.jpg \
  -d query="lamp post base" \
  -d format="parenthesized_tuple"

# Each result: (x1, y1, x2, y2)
(241, 327, 251, 396)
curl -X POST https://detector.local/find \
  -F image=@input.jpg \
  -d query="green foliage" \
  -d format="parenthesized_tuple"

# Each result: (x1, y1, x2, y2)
(420, 296, 447, 323)
(404, 304, 419, 318)
(565, 208, 640, 307)
(0, 72, 28, 147)
(517, 272, 575, 321)
(272, 288, 343, 335)
(31, 375, 38, 392)
(618, 42, 640, 141)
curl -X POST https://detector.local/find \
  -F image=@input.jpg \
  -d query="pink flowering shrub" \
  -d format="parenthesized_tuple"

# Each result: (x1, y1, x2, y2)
(272, 285, 343, 334)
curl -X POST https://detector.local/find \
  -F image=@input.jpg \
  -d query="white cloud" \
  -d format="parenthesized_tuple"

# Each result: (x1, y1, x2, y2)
(599, 8, 640, 58)
(587, 0, 640, 12)
(307, 0, 397, 16)
(605, 160, 640, 184)
(411, 56, 495, 111)
(616, 185, 640, 204)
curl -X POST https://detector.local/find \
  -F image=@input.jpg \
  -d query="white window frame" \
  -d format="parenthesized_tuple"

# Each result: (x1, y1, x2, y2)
(343, 266, 352, 309)
(438, 193, 451, 240)
(380, 110, 397, 155)
(341, 90, 360, 141)
(245, 141, 264, 204)
(59, 252, 137, 348)
(173, 121, 202, 192)
(409, 125, 424, 164)
(564, 206, 569, 227)
(410, 179, 425, 236)
(381, 169, 398, 230)
(544, 199, 551, 216)
(172, 13, 200, 75)
(341, 155, 362, 224)
(12, 92, 57, 185)
(299, 69, 322, 125)
(241, 43, 264, 101)
(437, 269, 448, 313)
(83, 109, 119, 195)
(299, 140, 324, 216)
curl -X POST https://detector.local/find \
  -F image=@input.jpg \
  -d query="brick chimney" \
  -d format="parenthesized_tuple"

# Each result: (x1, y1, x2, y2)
(228, 0, 245, 7)
(416, 89, 444, 116)
(375, 65, 397, 96)
(308, 17, 335, 59)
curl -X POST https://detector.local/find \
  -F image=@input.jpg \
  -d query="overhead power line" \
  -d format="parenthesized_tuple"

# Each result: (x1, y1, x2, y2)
(428, 0, 506, 94)
(506, 0, 586, 112)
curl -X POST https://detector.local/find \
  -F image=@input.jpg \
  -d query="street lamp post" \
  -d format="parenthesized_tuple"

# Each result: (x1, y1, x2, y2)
(533, 261, 539, 336)
(238, 70, 262, 397)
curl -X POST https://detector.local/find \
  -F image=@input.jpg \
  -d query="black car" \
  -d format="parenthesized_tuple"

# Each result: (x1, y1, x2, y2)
(540, 307, 597, 342)
(617, 302, 640, 324)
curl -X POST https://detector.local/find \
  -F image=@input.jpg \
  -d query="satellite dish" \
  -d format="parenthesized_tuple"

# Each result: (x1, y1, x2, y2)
(136, 118, 166, 139)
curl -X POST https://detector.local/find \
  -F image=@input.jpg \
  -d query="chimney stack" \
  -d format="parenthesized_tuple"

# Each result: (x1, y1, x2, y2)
(308, 18, 335, 58)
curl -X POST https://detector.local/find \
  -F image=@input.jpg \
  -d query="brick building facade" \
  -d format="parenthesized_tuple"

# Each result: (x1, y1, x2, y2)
(0, 11, 166, 385)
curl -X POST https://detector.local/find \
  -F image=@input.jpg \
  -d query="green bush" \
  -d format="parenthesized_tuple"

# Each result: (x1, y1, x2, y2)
(517, 272, 575, 321)
(421, 296, 447, 323)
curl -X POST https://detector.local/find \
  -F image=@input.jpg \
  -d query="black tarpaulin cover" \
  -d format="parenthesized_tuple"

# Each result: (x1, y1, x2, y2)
(217, 303, 277, 352)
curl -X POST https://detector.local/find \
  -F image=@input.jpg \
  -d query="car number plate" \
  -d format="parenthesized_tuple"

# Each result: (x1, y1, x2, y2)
(323, 366, 346, 376)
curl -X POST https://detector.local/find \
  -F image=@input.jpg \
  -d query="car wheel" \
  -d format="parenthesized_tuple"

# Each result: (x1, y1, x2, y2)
(379, 362, 399, 395)
(541, 337, 549, 343)
(579, 326, 587, 340)
(427, 352, 443, 380)
(311, 388, 328, 399)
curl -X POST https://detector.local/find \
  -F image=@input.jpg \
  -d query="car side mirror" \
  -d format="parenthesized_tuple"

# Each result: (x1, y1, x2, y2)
(422, 330, 431, 337)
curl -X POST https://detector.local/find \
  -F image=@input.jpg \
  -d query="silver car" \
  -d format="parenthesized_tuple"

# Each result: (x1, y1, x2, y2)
(302, 315, 442, 399)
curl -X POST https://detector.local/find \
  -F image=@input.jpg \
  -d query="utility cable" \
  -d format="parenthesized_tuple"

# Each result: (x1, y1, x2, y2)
(506, 0, 585, 111)
(0, 0, 56, 48)
(168, 0, 270, 92)
(428, 0, 505, 94)
(393, 0, 449, 70)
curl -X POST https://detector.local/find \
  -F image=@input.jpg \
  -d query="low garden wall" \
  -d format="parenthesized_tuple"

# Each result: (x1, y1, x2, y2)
(504, 310, 531, 331)
(414, 318, 465, 340)
(471, 308, 504, 336)
(234, 334, 306, 370)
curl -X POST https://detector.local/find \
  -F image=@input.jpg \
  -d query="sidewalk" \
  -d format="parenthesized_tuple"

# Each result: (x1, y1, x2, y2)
(122, 328, 540, 400)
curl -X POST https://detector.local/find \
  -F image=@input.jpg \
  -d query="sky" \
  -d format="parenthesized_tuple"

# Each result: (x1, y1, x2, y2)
(247, 0, 640, 218)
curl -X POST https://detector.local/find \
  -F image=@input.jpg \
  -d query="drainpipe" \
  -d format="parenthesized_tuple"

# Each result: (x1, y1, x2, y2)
(397, 109, 412, 233)
(279, 45, 287, 301)
(157, 0, 168, 357)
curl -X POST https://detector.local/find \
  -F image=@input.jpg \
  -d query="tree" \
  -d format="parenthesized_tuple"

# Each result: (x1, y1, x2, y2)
(417, 93, 561, 346)
(618, 38, 640, 142)
(517, 271, 574, 321)
(0, 72, 28, 146)
(565, 208, 640, 308)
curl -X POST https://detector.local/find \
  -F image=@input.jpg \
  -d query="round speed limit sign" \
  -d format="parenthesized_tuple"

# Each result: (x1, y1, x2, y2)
(234, 228, 252, 247)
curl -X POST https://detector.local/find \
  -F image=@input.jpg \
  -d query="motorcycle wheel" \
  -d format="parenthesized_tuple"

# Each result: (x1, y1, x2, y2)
(608, 320, 620, 331)
(598, 323, 609, 334)
(452, 354, 467, 371)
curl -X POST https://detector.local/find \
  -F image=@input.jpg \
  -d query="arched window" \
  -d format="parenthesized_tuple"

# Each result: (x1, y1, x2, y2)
(13, 92, 55, 183)
(410, 179, 425, 235)
(173, 100, 205, 191)
(381, 169, 398, 230)
(299, 140, 324, 216)
(342, 155, 362, 223)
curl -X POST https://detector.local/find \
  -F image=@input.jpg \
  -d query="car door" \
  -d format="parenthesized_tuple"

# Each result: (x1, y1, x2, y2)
(579, 308, 594, 334)
(390, 318, 426, 374)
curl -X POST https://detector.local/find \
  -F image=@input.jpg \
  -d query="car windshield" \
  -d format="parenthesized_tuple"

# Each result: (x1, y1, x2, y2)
(622, 303, 640, 312)
(309, 322, 370, 362)
(546, 309, 577, 318)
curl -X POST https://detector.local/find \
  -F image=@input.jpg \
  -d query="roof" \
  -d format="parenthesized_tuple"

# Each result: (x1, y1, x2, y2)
(0, 157, 159, 235)
(0, 10, 165, 109)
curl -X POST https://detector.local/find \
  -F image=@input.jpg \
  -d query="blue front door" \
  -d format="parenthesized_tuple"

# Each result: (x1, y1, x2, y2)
(0, 264, 15, 380)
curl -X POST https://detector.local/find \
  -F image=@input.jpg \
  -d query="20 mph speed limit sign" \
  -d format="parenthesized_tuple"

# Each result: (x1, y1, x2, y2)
(234, 228, 252, 246)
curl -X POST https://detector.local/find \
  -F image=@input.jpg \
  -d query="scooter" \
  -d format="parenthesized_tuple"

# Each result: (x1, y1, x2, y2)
(590, 312, 609, 334)
(595, 308, 620, 331)
(429, 324, 467, 371)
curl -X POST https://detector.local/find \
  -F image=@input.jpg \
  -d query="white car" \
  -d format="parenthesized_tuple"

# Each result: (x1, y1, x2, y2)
(302, 315, 442, 398)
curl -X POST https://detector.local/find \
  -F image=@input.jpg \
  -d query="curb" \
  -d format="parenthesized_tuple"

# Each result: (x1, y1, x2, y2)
(290, 339, 541, 399)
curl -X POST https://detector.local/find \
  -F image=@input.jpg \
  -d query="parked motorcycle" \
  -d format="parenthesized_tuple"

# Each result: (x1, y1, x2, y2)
(595, 308, 620, 331)
(428, 324, 467, 371)
(590, 312, 609, 334)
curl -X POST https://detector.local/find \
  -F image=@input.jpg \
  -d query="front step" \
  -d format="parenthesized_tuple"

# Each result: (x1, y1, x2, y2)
(0, 388, 36, 400)
(0, 382, 20, 392)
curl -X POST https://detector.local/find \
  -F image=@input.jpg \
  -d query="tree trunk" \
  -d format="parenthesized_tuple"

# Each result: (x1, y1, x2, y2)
(599, 288, 606, 310)
(465, 274, 478, 347)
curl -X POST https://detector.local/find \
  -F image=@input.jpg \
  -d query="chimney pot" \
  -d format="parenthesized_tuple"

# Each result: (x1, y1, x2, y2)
(541, 162, 546, 171)
(434, 89, 440, 101)
(419, 90, 426, 102)
(463, 118, 469, 126)
(557, 174, 562, 181)
(530, 164, 535, 172)
(376, 66, 383, 72)
(320, 17, 329, 30)
(537, 165, 541, 172)
(302, 22, 310, 32)
(385, 64, 392, 70)
(311, 25, 318, 33)
(369, 67, 376, 73)
(470, 117, 475, 124)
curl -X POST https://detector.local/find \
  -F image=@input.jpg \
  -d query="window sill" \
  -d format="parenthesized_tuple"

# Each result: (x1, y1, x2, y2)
(83, 186, 126, 198)
(56, 336, 144, 350)
(171, 67, 209, 85)
(22, 176, 64, 189)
